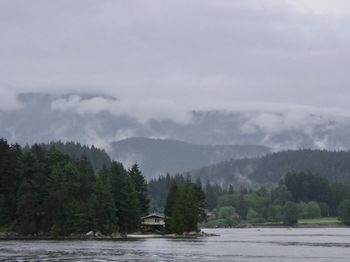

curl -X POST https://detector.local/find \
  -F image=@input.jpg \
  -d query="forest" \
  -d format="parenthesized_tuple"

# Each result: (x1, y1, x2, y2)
(149, 172, 350, 227)
(3, 137, 350, 237)
(0, 138, 206, 236)
(0, 138, 149, 235)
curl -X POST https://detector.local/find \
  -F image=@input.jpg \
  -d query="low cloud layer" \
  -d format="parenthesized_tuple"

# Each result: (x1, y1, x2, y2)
(1, 0, 350, 140)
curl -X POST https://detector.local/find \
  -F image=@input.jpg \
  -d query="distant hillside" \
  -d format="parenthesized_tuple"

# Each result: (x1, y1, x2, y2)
(191, 150, 350, 187)
(110, 137, 271, 178)
(39, 141, 111, 172)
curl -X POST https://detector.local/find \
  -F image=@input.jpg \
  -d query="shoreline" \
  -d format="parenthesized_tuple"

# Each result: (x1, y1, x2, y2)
(203, 223, 346, 229)
(0, 231, 218, 241)
(1, 225, 349, 240)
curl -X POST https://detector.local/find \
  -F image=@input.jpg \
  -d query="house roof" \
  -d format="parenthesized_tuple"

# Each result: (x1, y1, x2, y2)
(141, 213, 165, 220)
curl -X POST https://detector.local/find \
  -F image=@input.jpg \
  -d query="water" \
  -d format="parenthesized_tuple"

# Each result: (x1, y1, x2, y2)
(1, 228, 350, 261)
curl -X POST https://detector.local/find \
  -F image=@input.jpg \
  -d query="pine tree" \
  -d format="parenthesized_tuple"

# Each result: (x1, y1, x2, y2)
(0, 140, 21, 225)
(15, 151, 41, 234)
(168, 182, 206, 234)
(164, 181, 178, 232)
(76, 154, 96, 202)
(110, 162, 141, 233)
(90, 175, 117, 234)
(205, 180, 217, 211)
(129, 163, 149, 216)
(16, 179, 37, 234)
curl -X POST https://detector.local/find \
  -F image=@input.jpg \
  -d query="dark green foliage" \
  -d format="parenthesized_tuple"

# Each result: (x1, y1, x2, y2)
(65, 201, 90, 234)
(0, 139, 21, 225)
(165, 182, 206, 234)
(90, 174, 116, 234)
(337, 200, 350, 225)
(148, 173, 187, 212)
(110, 162, 141, 233)
(128, 163, 149, 216)
(0, 138, 145, 235)
(329, 183, 350, 216)
(282, 201, 298, 226)
(237, 193, 248, 220)
(285, 172, 331, 203)
(299, 201, 321, 219)
(40, 141, 111, 172)
(205, 180, 217, 211)
(15, 179, 38, 234)
(164, 182, 178, 218)
(271, 185, 292, 205)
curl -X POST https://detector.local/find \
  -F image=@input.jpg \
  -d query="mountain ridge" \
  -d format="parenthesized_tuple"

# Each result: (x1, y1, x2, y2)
(110, 137, 271, 178)
(190, 149, 350, 187)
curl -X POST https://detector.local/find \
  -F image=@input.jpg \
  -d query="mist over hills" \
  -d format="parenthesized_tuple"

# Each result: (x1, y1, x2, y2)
(190, 150, 350, 188)
(2, 93, 350, 152)
(3, 92, 350, 185)
(110, 137, 270, 178)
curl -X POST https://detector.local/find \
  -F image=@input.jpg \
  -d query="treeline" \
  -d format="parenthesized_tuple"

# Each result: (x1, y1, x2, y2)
(0, 138, 148, 235)
(204, 172, 350, 226)
(164, 180, 206, 234)
(191, 149, 350, 186)
(149, 171, 350, 227)
(35, 141, 111, 172)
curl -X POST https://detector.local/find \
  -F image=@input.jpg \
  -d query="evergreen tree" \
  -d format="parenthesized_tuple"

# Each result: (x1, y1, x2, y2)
(164, 182, 178, 218)
(228, 184, 235, 194)
(129, 163, 149, 216)
(110, 162, 141, 233)
(15, 179, 37, 234)
(237, 193, 248, 219)
(205, 180, 217, 211)
(65, 201, 90, 234)
(90, 174, 117, 234)
(0, 140, 21, 225)
(15, 151, 41, 234)
(168, 182, 206, 234)
(76, 154, 96, 202)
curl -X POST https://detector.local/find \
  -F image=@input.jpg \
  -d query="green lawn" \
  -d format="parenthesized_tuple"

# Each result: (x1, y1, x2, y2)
(298, 217, 340, 225)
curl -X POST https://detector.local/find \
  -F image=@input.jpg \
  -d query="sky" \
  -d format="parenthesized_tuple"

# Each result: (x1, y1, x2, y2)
(1, 0, 350, 125)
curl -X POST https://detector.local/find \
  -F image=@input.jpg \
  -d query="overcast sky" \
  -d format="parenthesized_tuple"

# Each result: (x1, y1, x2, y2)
(1, 0, 350, 123)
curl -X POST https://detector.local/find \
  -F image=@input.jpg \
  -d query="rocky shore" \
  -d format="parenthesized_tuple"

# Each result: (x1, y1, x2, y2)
(0, 230, 218, 241)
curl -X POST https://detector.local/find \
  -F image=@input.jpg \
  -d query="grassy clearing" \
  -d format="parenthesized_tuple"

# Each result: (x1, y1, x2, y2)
(298, 217, 340, 225)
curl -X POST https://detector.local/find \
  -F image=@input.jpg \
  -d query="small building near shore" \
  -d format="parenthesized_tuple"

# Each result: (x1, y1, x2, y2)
(141, 213, 166, 232)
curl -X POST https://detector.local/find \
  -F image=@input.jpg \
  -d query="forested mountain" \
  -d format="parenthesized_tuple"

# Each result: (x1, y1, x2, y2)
(110, 137, 271, 178)
(38, 141, 111, 172)
(191, 150, 350, 187)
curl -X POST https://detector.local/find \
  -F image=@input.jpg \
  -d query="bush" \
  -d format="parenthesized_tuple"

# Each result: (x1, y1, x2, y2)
(300, 201, 321, 219)
(246, 208, 266, 224)
(219, 206, 237, 219)
(50, 224, 62, 235)
(338, 200, 350, 225)
(283, 201, 298, 226)
(268, 205, 282, 222)
(305, 201, 321, 218)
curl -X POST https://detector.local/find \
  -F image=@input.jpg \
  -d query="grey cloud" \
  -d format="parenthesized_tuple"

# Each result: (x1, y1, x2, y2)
(1, 0, 350, 144)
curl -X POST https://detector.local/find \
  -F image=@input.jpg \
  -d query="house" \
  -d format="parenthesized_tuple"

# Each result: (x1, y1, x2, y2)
(141, 213, 166, 232)
(206, 211, 217, 221)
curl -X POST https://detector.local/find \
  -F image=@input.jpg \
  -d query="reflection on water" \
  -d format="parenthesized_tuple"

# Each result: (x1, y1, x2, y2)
(1, 228, 350, 261)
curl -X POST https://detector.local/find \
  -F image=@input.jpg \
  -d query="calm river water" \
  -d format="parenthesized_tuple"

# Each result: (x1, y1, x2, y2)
(1, 228, 350, 261)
